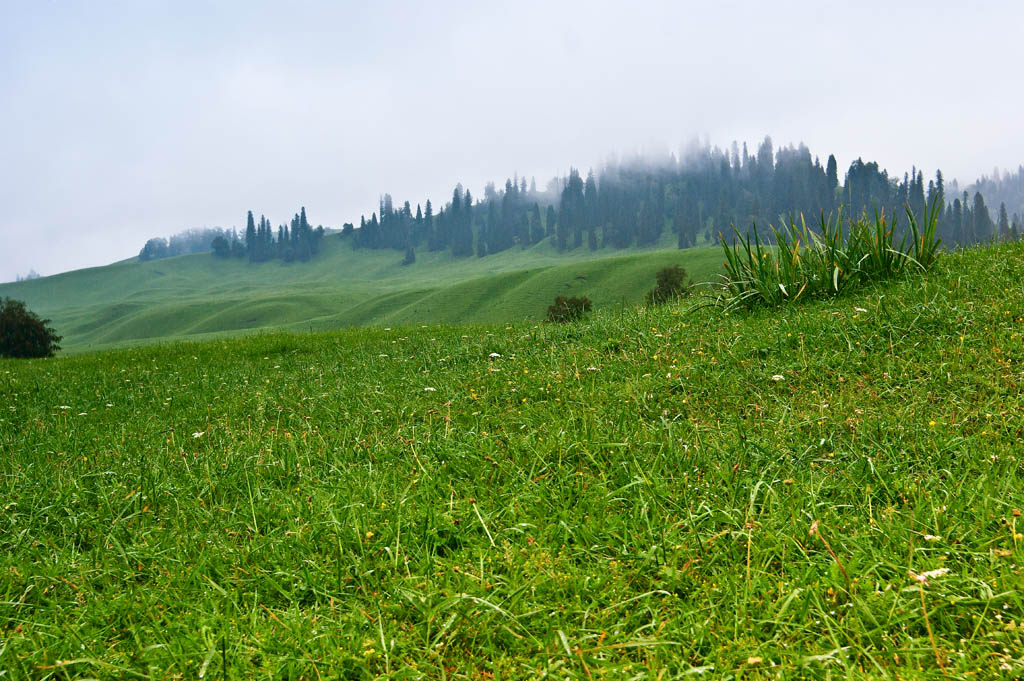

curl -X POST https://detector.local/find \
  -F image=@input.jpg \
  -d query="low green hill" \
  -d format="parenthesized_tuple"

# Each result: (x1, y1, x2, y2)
(0, 232, 722, 350)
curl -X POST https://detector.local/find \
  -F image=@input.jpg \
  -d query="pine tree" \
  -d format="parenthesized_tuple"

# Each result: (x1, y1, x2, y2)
(545, 205, 557, 238)
(453, 190, 474, 256)
(245, 211, 257, 262)
(423, 200, 434, 249)
(518, 213, 530, 249)
(998, 202, 1011, 240)
(485, 201, 500, 254)
(951, 199, 963, 245)
(414, 204, 423, 246)
(529, 203, 544, 244)
(825, 154, 838, 195)
(973, 192, 992, 242)
(584, 171, 599, 250)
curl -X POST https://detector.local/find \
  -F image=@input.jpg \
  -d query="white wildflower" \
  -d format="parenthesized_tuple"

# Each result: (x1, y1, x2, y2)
(771, 375, 784, 382)
(192, 431, 205, 439)
(909, 567, 949, 585)
(424, 387, 436, 392)
(489, 352, 502, 358)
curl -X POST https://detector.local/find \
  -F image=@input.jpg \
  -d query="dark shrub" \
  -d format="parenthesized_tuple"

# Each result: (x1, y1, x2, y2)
(0, 298, 62, 358)
(210, 236, 231, 258)
(546, 295, 592, 323)
(646, 265, 691, 305)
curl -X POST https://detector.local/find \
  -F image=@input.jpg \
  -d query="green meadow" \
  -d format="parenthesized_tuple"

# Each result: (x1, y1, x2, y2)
(0, 232, 721, 352)
(2, 242, 1024, 678)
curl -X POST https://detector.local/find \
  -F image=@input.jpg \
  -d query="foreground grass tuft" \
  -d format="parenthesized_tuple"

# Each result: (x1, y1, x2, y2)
(719, 204, 941, 309)
(1, 243, 1023, 678)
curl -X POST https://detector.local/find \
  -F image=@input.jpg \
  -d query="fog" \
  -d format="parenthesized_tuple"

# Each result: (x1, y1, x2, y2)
(2, 0, 1022, 282)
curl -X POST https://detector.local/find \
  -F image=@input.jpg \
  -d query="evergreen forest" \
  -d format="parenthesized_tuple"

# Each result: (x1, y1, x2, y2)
(138, 138, 1024, 266)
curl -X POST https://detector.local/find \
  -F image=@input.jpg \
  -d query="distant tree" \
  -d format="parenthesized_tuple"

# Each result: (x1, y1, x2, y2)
(973, 192, 993, 242)
(402, 246, 416, 265)
(422, 200, 434, 248)
(518, 213, 530, 249)
(211, 236, 231, 258)
(451, 188, 474, 257)
(545, 205, 557, 238)
(529, 203, 544, 244)
(825, 154, 839, 195)
(484, 200, 500, 254)
(998, 202, 1011, 240)
(139, 238, 169, 261)
(0, 297, 62, 358)
(245, 211, 258, 262)
(646, 265, 691, 305)
(341, 222, 355, 237)
(476, 221, 488, 257)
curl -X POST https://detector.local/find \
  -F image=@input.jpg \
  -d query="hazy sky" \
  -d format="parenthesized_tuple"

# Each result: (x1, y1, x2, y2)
(2, 0, 1022, 282)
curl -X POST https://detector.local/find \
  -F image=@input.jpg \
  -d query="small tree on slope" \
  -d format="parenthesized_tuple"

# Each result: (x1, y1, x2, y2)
(0, 298, 62, 358)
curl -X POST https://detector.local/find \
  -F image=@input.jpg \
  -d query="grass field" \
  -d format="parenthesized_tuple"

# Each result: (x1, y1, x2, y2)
(2, 243, 1024, 678)
(0, 231, 720, 351)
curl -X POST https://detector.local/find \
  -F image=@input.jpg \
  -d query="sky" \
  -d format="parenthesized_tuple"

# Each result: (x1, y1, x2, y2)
(2, 0, 1022, 282)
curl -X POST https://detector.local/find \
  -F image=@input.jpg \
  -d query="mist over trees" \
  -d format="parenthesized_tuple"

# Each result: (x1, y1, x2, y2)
(349, 137, 1013, 262)
(139, 208, 326, 263)
(965, 166, 1024, 240)
(138, 227, 243, 261)
(131, 139, 1016, 271)
(230, 207, 326, 263)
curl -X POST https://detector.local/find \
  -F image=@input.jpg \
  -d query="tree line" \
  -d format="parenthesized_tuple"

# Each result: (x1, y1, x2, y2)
(137, 208, 326, 263)
(964, 166, 1024, 240)
(139, 227, 237, 261)
(135, 139, 1020, 267)
(347, 138, 1019, 262)
(212, 207, 326, 263)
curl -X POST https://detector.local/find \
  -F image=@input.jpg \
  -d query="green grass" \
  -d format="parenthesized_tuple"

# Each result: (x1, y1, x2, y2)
(720, 206, 941, 309)
(2, 243, 1024, 678)
(0, 231, 720, 351)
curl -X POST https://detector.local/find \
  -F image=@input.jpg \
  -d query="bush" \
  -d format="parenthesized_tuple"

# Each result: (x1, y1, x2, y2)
(546, 295, 592, 323)
(0, 298, 62, 358)
(646, 265, 691, 305)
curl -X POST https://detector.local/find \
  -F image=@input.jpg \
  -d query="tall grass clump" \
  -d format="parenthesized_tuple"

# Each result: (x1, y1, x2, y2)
(719, 201, 941, 308)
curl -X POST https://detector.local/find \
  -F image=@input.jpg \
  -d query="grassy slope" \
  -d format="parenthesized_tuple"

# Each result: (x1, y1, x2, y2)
(0, 232, 721, 350)
(2, 243, 1023, 678)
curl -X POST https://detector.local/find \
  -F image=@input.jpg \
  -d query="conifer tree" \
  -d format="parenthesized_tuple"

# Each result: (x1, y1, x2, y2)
(825, 154, 838, 196)
(529, 203, 544, 244)
(998, 202, 1010, 240)
(245, 211, 257, 262)
(973, 192, 992, 242)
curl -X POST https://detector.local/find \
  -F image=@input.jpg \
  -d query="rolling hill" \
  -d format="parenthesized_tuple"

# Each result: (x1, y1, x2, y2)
(0, 232, 723, 351)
